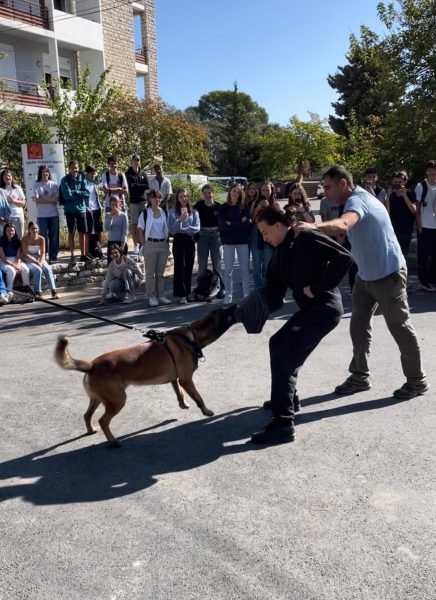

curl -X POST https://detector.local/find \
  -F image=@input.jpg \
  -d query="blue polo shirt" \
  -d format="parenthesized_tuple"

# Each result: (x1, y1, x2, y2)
(345, 186, 405, 281)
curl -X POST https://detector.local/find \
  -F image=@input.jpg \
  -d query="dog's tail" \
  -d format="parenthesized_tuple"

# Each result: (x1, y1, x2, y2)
(54, 335, 93, 373)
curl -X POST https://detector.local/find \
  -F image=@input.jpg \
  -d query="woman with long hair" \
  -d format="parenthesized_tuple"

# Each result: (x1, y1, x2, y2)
(284, 183, 315, 223)
(21, 222, 59, 298)
(138, 189, 171, 306)
(250, 181, 279, 289)
(0, 169, 26, 239)
(245, 181, 259, 209)
(219, 184, 251, 304)
(32, 164, 60, 262)
(0, 222, 30, 297)
(227, 204, 352, 445)
(168, 188, 200, 304)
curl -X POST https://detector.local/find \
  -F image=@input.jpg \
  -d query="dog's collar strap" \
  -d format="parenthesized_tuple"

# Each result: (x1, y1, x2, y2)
(144, 329, 168, 344)
(143, 328, 203, 371)
(168, 331, 204, 367)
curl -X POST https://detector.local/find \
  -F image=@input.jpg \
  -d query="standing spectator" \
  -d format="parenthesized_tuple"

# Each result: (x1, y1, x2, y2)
(386, 171, 417, 258)
(219, 184, 251, 304)
(363, 166, 387, 205)
(0, 222, 30, 295)
(102, 155, 128, 213)
(21, 222, 59, 299)
(415, 160, 436, 292)
(168, 188, 200, 304)
(319, 195, 341, 224)
(249, 181, 278, 290)
(296, 164, 427, 400)
(99, 244, 143, 304)
(0, 187, 12, 237)
(284, 183, 315, 223)
(31, 165, 59, 263)
(149, 164, 172, 213)
(0, 169, 26, 239)
(105, 196, 129, 263)
(125, 154, 149, 255)
(60, 160, 90, 263)
(194, 184, 225, 296)
(138, 189, 171, 306)
(245, 181, 259, 209)
(84, 166, 103, 258)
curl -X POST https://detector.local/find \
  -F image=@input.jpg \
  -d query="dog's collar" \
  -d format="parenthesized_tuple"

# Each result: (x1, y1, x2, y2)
(143, 328, 204, 370)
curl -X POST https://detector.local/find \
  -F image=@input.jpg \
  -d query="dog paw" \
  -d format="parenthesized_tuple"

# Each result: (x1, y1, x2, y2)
(203, 408, 214, 417)
(179, 402, 190, 409)
(108, 439, 121, 448)
(86, 427, 99, 435)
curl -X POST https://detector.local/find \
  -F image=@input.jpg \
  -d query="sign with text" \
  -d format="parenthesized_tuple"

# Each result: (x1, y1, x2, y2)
(21, 143, 65, 224)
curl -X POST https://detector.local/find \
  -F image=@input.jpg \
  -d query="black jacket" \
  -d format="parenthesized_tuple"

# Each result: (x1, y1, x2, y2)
(125, 167, 149, 204)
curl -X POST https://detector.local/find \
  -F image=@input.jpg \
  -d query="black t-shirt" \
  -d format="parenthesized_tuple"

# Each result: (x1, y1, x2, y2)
(389, 191, 416, 234)
(194, 200, 220, 228)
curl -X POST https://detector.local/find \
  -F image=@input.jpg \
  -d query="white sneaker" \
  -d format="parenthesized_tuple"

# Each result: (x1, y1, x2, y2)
(148, 295, 159, 307)
(223, 294, 233, 305)
(123, 292, 133, 304)
(134, 243, 141, 256)
(7, 292, 14, 302)
(159, 296, 171, 305)
(0, 295, 8, 305)
(179, 297, 187, 305)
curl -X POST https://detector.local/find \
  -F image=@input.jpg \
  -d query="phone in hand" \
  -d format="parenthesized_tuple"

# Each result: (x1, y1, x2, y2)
(391, 183, 402, 190)
(181, 207, 188, 214)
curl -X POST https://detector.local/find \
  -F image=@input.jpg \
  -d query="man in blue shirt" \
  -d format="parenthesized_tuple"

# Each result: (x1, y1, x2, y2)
(296, 165, 428, 400)
(60, 160, 90, 263)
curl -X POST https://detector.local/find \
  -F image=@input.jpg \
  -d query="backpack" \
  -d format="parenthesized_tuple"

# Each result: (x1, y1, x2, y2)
(193, 269, 220, 302)
(417, 180, 428, 206)
(105, 171, 124, 189)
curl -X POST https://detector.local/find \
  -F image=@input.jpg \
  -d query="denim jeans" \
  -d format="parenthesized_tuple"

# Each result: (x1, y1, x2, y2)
(196, 229, 223, 280)
(222, 243, 250, 298)
(26, 253, 56, 292)
(37, 216, 59, 261)
(250, 226, 273, 290)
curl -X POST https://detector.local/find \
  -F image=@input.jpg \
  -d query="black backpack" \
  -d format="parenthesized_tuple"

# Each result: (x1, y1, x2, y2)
(417, 180, 428, 206)
(193, 269, 220, 302)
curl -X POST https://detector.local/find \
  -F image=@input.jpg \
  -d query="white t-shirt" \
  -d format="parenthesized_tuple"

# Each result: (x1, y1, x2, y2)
(32, 180, 59, 218)
(4, 184, 25, 217)
(101, 170, 128, 211)
(148, 176, 172, 198)
(415, 181, 436, 229)
(85, 181, 100, 211)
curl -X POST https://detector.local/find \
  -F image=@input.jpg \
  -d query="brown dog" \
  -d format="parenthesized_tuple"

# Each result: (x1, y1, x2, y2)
(54, 307, 235, 446)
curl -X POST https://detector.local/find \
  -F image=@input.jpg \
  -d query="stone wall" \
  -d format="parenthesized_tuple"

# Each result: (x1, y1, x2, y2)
(100, 0, 137, 94)
(141, 0, 159, 99)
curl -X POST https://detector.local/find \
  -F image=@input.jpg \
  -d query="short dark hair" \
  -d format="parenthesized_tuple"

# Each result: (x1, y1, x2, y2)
(322, 165, 354, 187)
(425, 160, 436, 170)
(392, 171, 408, 183)
(364, 166, 378, 176)
(202, 184, 212, 192)
(68, 159, 79, 168)
(256, 204, 294, 227)
(107, 155, 118, 164)
(153, 163, 162, 170)
(85, 165, 96, 174)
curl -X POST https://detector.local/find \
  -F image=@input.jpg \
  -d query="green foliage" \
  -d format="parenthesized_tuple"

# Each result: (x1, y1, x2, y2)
(0, 109, 52, 181)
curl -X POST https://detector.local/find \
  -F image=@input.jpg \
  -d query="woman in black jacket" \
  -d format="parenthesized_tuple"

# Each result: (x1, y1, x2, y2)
(230, 204, 352, 445)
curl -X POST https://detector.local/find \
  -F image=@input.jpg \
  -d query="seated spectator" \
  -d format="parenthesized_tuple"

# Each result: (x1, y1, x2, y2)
(0, 169, 26, 239)
(0, 187, 12, 237)
(284, 183, 315, 223)
(0, 270, 9, 304)
(138, 189, 171, 307)
(0, 223, 30, 297)
(99, 244, 143, 304)
(386, 171, 417, 258)
(168, 188, 200, 304)
(105, 196, 129, 263)
(21, 222, 59, 299)
(32, 164, 59, 263)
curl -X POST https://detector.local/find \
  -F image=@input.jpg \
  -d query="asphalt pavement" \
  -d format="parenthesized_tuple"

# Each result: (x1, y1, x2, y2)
(0, 261, 435, 599)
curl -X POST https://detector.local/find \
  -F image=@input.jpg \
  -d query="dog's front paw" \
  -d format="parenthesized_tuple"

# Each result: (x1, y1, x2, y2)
(179, 401, 190, 410)
(203, 408, 214, 417)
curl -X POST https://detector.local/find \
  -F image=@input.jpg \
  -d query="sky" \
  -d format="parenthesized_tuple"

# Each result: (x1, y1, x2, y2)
(149, 0, 391, 126)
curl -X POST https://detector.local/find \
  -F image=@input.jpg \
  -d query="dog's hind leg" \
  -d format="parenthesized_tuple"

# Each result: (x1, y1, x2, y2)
(171, 380, 189, 410)
(84, 397, 101, 435)
(97, 387, 127, 448)
(179, 378, 214, 417)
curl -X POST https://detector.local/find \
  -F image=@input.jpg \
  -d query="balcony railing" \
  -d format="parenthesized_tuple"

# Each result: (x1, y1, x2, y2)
(0, 0, 49, 29)
(135, 45, 147, 64)
(0, 78, 49, 108)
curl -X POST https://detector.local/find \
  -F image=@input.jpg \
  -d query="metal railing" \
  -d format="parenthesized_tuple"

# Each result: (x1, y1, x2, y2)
(135, 45, 147, 64)
(0, 0, 49, 29)
(0, 77, 49, 107)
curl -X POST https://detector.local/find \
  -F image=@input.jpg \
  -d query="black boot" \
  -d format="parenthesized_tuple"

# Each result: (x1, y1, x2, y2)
(251, 418, 295, 445)
(262, 394, 301, 413)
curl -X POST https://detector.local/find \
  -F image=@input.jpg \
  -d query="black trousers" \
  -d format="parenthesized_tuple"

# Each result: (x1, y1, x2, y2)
(270, 304, 343, 421)
(417, 228, 436, 285)
(172, 233, 195, 297)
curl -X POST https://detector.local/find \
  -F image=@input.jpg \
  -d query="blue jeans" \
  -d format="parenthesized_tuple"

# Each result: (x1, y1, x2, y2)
(26, 254, 56, 292)
(222, 244, 250, 298)
(250, 226, 273, 290)
(37, 216, 59, 261)
(197, 229, 223, 280)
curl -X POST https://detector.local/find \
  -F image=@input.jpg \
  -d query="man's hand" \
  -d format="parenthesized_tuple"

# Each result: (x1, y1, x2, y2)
(294, 221, 317, 236)
(303, 285, 315, 299)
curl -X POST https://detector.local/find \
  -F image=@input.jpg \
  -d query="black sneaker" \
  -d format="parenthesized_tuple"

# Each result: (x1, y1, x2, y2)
(263, 394, 301, 413)
(393, 382, 429, 400)
(335, 378, 371, 395)
(51, 291, 59, 300)
(251, 419, 295, 445)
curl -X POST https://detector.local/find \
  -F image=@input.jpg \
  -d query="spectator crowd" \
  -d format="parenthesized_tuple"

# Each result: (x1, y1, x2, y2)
(0, 156, 435, 307)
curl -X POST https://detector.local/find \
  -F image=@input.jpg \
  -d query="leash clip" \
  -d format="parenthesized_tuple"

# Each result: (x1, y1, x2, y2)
(144, 329, 167, 345)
